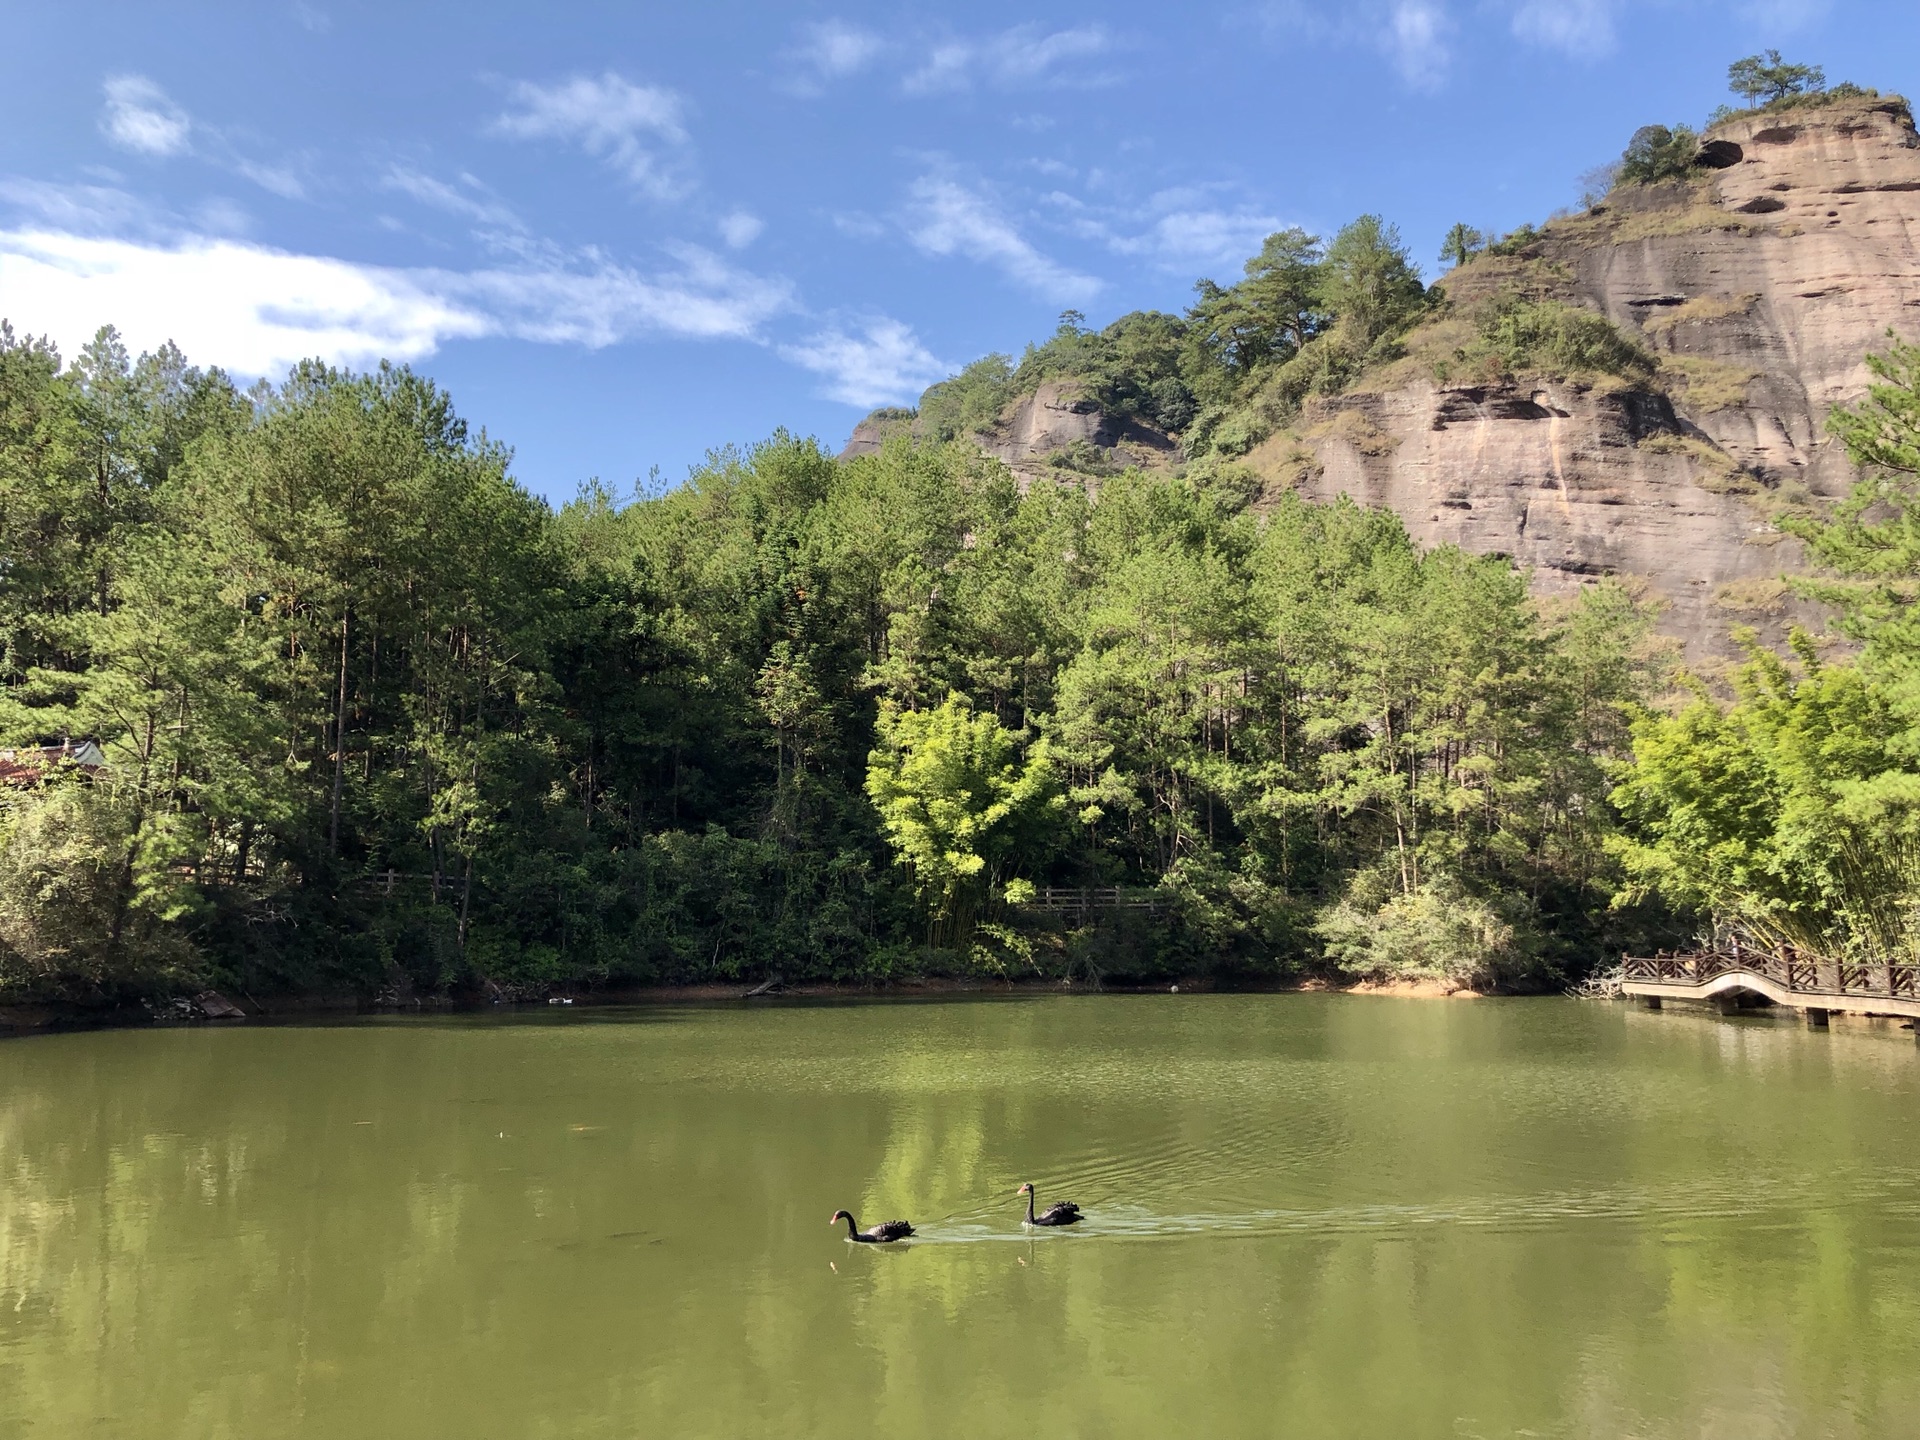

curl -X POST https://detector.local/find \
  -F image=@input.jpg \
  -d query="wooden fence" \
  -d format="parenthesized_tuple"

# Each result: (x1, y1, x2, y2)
(1623, 946, 1920, 1005)
(1013, 886, 1170, 917)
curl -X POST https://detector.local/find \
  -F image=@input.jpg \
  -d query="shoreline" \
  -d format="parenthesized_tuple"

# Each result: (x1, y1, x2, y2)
(0, 972, 1491, 1038)
(7, 978, 1915, 1042)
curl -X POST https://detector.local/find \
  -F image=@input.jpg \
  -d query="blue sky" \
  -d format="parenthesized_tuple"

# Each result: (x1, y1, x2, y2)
(1, 1, 1913, 503)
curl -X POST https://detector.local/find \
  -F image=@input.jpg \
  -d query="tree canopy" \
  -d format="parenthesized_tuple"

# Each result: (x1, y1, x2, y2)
(1613, 342, 1920, 963)
(0, 319, 1673, 999)
(1728, 51, 1827, 108)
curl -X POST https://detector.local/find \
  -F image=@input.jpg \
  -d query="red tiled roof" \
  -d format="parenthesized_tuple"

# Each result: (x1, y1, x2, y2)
(0, 742, 106, 787)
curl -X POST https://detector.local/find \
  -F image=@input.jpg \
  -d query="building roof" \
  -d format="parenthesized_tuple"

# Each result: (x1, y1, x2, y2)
(0, 741, 106, 787)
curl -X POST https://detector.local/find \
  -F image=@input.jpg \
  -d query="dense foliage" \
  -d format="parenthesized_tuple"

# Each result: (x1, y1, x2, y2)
(0, 318, 1675, 1001)
(1727, 51, 1826, 109)
(1612, 343, 1920, 963)
(1600, 55, 1879, 198)
(900, 214, 1437, 469)
(1618, 124, 1703, 186)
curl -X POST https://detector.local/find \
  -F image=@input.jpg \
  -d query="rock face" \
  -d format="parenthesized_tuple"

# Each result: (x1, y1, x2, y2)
(839, 97, 1920, 661)
(973, 380, 1178, 482)
(1298, 379, 1814, 649)
(1562, 99, 1920, 497)
(838, 380, 1176, 482)
(840, 409, 914, 459)
(1293, 96, 1920, 660)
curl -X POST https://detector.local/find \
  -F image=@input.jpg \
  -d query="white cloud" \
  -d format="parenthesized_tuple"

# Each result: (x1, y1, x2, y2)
(491, 73, 690, 198)
(452, 245, 790, 347)
(902, 24, 1115, 95)
(718, 210, 763, 249)
(995, 26, 1115, 86)
(905, 178, 1100, 303)
(787, 20, 1116, 98)
(831, 210, 888, 240)
(383, 167, 523, 230)
(904, 42, 976, 96)
(780, 318, 946, 407)
(97, 74, 308, 198)
(233, 159, 306, 201)
(1511, 0, 1617, 56)
(191, 197, 255, 236)
(788, 20, 886, 92)
(1386, 1, 1452, 89)
(0, 179, 158, 235)
(1113, 208, 1286, 268)
(1249, 0, 1457, 88)
(0, 229, 477, 372)
(0, 228, 791, 377)
(100, 76, 191, 157)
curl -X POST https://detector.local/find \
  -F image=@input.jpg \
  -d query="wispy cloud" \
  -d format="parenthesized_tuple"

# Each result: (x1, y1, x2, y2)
(233, 159, 306, 201)
(0, 227, 791, 377)
(785, 20, 887, 95)
(905, 24, 1117, 94)
(1386, 1, 1451, 89)
(786, 20, 1119, 98)
(1248, 0, 1454, 89)
(382, 166, 524, 231)
(905, 178, 1100, 303)
(491, 73, 690, 198)
(100, 76, 191, 157)
(0, 179, 161, 236)
(780, 318, 946, 406)
(1256, 0, 1809, 85)
(96, 74, 308, 198)
(1111, 207, 1286, 270)
(450, 245, 790, 347)
(1511, 0, 1618, 57)
(718, 210, 763, 249)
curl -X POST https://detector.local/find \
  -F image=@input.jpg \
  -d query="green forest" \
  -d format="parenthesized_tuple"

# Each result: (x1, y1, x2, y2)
(5, 57, 1920, 1007)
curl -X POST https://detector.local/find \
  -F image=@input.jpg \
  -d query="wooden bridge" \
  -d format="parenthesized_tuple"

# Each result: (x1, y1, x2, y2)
(1016, 886, 1170, 919)
(1622, 944, 1920, 1026)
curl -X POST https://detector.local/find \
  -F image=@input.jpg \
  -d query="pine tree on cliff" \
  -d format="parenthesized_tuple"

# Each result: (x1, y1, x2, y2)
(1728, 51, 1826, 109)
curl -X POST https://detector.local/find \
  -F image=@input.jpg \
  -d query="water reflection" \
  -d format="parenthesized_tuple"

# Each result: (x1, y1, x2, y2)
(0, 997, 1917, 1438)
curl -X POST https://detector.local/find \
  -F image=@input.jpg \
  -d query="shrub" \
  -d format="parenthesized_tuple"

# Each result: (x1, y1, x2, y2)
(918, 354, 1016, 441)
(0, 784, 203, 999)
(1314, 873, 1518, 988)
(1147, 376, 1197, 432)
(1484, 223, 1543, 258)
(1619, 124, 1700, 185)
(1472, 295, 1654, 382)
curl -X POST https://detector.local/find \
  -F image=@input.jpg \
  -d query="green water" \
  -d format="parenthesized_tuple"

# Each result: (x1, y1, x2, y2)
(2, 997, 1918, 1439)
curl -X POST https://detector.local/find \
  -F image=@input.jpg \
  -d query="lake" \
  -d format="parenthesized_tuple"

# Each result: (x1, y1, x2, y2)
(2, 995, 1917, 1438)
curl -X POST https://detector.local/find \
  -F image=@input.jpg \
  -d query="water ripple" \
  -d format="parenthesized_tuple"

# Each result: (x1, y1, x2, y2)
(905, 1168, 1920, 1244)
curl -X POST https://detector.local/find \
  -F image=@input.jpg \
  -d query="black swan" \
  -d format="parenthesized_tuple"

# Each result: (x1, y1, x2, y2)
(1018, 1182, 1082, 1227)
(831, 1210, 914, 1243)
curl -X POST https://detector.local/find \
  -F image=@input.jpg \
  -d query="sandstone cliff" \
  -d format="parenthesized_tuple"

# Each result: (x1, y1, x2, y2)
(972, 379, 1179, 482)
(842, 380, 1177, 482)
(840, 96, 1920, 663)
(1290, 95, 1920, 660)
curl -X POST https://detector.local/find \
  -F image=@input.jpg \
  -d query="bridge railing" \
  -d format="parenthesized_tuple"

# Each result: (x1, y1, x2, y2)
(1015, 886, 1169, 915)
(1623, 947, 1920, 1003)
